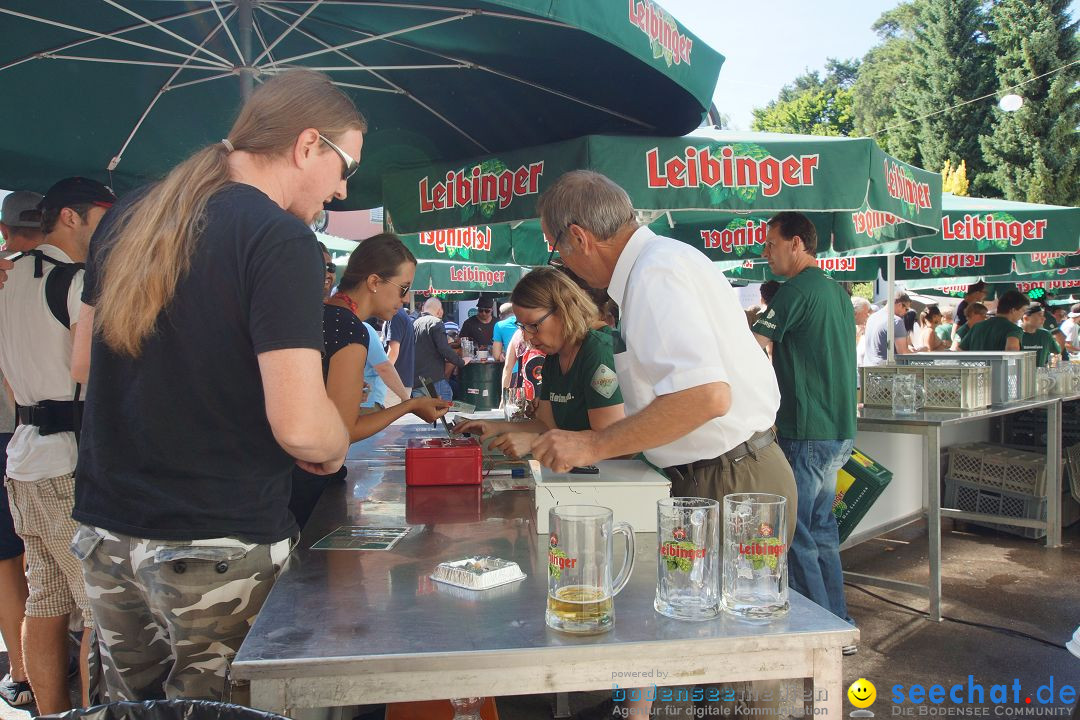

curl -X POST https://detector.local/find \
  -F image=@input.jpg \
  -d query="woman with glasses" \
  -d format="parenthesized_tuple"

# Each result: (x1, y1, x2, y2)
(290, 233, 449, 526)
(455, 267, 624, 458)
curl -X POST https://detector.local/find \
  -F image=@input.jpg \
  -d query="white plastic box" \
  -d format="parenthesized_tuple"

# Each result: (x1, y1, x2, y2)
(534, 459, 671, 534)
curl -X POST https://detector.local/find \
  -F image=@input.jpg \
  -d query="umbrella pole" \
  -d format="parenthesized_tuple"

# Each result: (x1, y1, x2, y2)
(238, 0, 254, 99)
(887, 253, 896, 364)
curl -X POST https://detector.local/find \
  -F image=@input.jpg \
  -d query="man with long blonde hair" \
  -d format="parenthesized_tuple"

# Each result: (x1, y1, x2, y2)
(69, 70, 358, 702)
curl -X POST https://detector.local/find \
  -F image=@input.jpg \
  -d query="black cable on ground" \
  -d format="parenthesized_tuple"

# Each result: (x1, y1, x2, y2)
(845, 582, 1067, 651)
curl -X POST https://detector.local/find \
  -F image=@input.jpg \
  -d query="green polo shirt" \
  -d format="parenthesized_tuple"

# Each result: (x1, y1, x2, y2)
(959, 316, 1024, 352)
(935, 323, 953, 345)
(1021, 328, 1061, 368)
(752, 266, 856, 440)
(540, 329, 623, 431)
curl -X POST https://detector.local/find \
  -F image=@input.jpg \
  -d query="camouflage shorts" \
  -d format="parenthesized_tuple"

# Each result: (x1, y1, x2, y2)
(72, 525, 290, 702)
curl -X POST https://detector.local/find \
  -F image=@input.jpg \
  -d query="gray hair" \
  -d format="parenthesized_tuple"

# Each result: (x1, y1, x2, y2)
(422, 297, 442, 314)
(499, 302, 513, 315)
(536, 170, 636, 242)
(851, 296, 871, 312)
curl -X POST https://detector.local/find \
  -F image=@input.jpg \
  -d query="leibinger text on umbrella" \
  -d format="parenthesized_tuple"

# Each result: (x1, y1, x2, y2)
(1028, 251, 1078, 266)
(941, 215, 1048, 246)
(646, 146, 819, 197)
(902, 254, 987, 274)
(447, 265, 507, 287)
(628, 0, 693, 65)
(1016, 279, 1079, 293)
(884, 160, 934, 210)
(700, 220, 766, 253)
(417, 226, 493, 255)
(853, 209, 901, 237)
(419, 162, 544, 213)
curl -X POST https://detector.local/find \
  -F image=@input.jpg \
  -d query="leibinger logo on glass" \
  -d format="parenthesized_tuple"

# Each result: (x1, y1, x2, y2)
(660, 526, 705, 572)
(856, 676, 1077, 716)
(547, 534, 576, 579)
(738, 522, 785, 568)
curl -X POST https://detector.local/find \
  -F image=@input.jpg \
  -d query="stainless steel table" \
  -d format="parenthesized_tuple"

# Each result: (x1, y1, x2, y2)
(852, 396, 1063, 622)
(233, 422, 856, 716)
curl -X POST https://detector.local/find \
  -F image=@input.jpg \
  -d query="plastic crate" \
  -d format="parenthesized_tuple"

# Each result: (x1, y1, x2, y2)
(1067, 443, 1080, 506)
(896, 351, 1036, 405)
(947, 443, 1049, 496)
(860, 365, 991, 410)
(832, 447, 893, 543)
(944, 476, 1080, 540)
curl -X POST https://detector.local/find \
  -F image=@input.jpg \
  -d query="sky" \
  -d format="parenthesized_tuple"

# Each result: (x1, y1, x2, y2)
(660, 0, 1080, 131)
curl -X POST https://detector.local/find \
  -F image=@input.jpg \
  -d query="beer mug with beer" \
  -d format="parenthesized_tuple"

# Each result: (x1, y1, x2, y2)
(546, 506, 635, 634)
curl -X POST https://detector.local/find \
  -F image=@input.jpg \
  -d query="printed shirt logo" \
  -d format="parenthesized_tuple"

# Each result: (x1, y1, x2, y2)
(629, 0, 693, 66)
(590, 364, 619, 399)
(884, 160, 933, 210)
(647, 145, 819, 196)
(767, 309, 776, 319)
(419, 161, 544, 213)
(941, 214, 1048, 247)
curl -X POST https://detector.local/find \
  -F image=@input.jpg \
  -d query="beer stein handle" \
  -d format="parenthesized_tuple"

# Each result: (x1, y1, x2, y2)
(610, 521, 635, 596)
(914, 384, 926, 410)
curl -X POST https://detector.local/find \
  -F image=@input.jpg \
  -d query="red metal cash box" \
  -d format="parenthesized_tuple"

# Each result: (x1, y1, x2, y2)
(405, 438, 482, 486)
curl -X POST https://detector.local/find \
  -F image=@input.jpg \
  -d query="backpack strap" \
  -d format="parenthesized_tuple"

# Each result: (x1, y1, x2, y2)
(21, 250, 84, 329)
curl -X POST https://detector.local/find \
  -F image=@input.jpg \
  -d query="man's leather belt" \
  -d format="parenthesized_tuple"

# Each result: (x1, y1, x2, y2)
(663, 428, 776, 478)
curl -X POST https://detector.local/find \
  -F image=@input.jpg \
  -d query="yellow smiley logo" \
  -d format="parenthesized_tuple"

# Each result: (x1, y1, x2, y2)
(848, 678, 876, 708)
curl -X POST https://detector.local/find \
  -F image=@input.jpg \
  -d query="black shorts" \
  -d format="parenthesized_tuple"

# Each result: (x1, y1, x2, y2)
(0, 433, 25, 561)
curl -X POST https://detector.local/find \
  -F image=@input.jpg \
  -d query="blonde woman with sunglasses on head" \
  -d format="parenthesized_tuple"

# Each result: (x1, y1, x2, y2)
(455, 267, 624, 457)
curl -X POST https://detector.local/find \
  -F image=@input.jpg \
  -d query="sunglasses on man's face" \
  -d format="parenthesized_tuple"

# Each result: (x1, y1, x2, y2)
(318, 133, 360, 181)
(325, 263, 336, 274)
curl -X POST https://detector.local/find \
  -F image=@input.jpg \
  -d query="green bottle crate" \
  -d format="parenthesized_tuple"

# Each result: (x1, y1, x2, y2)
(833, 448, 893, 543)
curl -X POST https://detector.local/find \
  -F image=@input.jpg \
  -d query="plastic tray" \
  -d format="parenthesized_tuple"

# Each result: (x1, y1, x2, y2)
(430, 556, 526, 591)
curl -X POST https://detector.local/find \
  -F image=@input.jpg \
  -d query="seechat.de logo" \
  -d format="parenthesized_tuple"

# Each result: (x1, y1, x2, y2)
(849, 678, 877, 718)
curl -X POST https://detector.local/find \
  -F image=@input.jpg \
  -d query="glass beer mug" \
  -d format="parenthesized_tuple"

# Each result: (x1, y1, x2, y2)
(891, 374, 925, 415)
(655, 497, 720, 621)
(546, 506, 635, 634)
(722, 493, 790, 619)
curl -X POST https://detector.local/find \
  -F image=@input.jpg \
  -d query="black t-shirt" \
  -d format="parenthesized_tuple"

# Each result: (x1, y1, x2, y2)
(321, 304, 368, 378)
(459, 316, 495, 347)
(74, 183, 325, 543)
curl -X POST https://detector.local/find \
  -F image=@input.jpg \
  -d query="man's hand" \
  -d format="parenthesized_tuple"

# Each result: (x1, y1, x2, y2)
(453, 419, 497, 439)
(0, 258, 12, 289)
(409, 397, 451, 423)
(296, 455, 346, 476)
(531, 429, 602, 474)
(489, 431, 537, 459)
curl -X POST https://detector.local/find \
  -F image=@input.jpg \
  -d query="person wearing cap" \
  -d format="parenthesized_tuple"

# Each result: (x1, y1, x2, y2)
(959, 290, 1027, 352)
(952, 280, 988, 339)
(0, 191, 45, 253)
(1020, 304, 1062, 368)
(753, 212, 858, 645)
(1061, 303, 1080, 354)
(0, 190, 43, 708)
(0, 176, 115, 713)
(69, 71, 356, 702)
(459, 296, 497, 349)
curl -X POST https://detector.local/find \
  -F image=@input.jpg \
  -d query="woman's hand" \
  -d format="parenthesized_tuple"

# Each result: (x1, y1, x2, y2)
(489, 431, 538, 459)
(409, 397, 451, 423)
(452, 419, 497, 439)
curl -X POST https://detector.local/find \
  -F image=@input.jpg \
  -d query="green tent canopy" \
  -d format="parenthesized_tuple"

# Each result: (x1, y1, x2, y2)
(0, 1, 723, 209)
(383, 129, 942, 257)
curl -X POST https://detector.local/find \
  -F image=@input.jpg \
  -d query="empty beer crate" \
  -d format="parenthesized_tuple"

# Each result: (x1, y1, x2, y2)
(947, 443, 1049, 496)
(860, 365, 991, 411)
(895, 351, 1036, 405)
(943, 476, 1079, 540)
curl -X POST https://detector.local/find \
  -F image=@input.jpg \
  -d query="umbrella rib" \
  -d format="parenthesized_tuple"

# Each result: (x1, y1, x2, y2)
(260, 12, 474, 68)
(329, 81, 403, 94)
(209, 0, 245, 64)
(251, 14, 278, 65)
(268, 64, 465, 71)
(167, 72, 237, 91)
(0, 6, 222, 74)
(262, 1, 571, 28)
(99, 0, 235, 68)
(108, 8, 239, 173)
(0, 8, 231, 69)
(257, 5, 487, 152)
(44, 55, 232, 71)
(252, 0, 325, 66)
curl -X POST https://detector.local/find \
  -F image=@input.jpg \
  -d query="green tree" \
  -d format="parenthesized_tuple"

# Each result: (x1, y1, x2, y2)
(852, 2, 926, 164)
(751, 59, 859, 136)
(980, 0, 1080, 205)
(909, 0, 996, 193)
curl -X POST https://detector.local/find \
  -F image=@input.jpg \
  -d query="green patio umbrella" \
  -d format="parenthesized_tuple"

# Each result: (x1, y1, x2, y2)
(718, 251, 1013, 284)
(411, 259, 525, 297)
(0, 1, 723, 209)
(383, 129, 942, 256)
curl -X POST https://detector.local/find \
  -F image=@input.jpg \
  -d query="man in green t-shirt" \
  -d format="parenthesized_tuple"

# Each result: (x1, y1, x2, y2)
(959, 290, 1026, 352)
(1020, 304, 1062, 367)
(752, 212, 856, 632)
